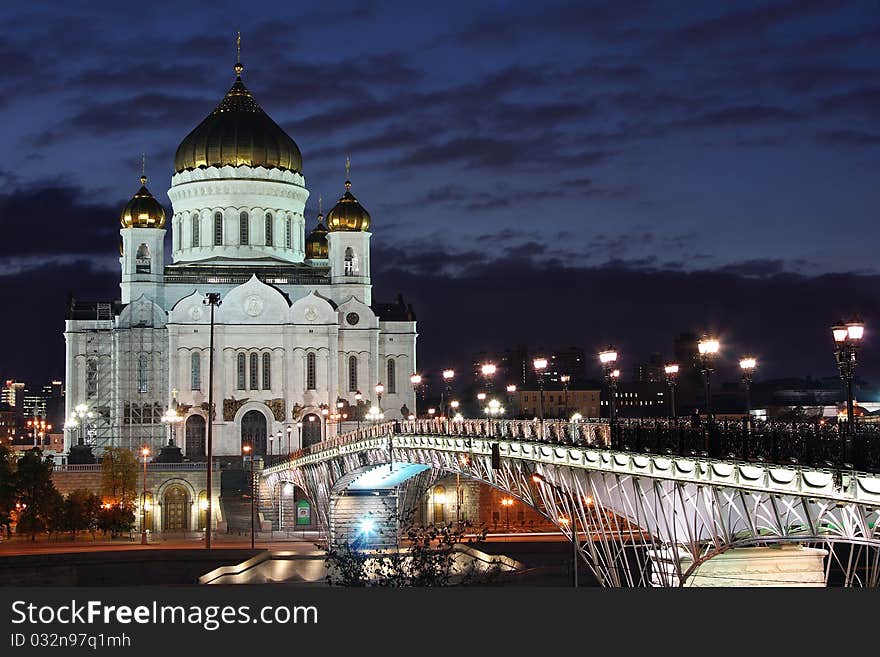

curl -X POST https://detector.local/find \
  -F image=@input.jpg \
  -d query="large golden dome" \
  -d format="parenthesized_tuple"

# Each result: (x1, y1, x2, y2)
(173, 63, 303, 174)
(120, 176, 166, 228)
(305, 219, 329, 260)
(326, 180, 371, 232)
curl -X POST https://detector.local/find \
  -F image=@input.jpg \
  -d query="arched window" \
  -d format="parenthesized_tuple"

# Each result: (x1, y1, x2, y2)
(387, 359, 396, 394)
(240, 211, 249, 245)
(191, 352, 201, 391)
(249, 352, 259, 389)
(86, 358, 98, 398)
(348, 355, 358, 392)
(285, 216, 292, 248)
(137, 354, 149, 393)
(237, 353, 246, 390)
(135, 244, 151, 273)
(262, 352, 271, 390)
(344, 247, 358, 275)
(214, 212, 223, 246)
(192, 213, 200, 247)
(306, 353, 316, 391)
(265, 212, 273, 246)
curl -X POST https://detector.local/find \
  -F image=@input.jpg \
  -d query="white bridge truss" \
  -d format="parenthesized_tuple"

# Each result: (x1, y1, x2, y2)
(262, 419, 880, 587)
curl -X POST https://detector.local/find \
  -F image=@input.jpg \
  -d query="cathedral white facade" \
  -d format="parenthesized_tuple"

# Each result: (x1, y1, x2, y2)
(63, 58, 417, 460)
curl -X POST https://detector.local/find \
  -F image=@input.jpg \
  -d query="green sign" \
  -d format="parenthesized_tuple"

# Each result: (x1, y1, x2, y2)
(295, 500, 311, 525)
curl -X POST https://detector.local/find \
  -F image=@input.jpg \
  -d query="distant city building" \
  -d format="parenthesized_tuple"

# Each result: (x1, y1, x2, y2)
(511, 388, 600, 419)
(472, 344, 587, 388)
(601, 382, 668, 418)
(2, 380, 24, 409)
(21, 380, 64, 425)
(633, 352, 664, 383)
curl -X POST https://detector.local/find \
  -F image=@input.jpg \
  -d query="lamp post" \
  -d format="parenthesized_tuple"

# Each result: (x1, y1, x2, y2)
(664, 363, 679, 419)
(442, 369, 454, 418)
(140, 446, 150, 545)
(560, 375, 570, 417)
(375, 383, 384, 415)
(242, 443, 254, 550)
(533, 358, 548, 421)
(501, 497, 513, 531)
(354, 390, 363, 433)
(320, 404, 329, 441)
(67, 403, 96, 463)
(506, 384, 517, 419)
(203, 291, 221, 549)
(697, 336, 720, 418)
(481, 363, 497, 394)
(160, 404, 182, 448)
(296, 420, 303, 451)
(410, 374, 422, 418)
(285, 425, 292, 455)
(832, 319, 865, 463)
(598, 347, 619, 424)
(739, 357, 757, 424)
(532, 472, 579, 588)
(484, 398, 504, 433)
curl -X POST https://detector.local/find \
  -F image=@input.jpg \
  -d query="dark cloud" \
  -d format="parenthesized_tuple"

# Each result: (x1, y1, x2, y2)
(0, 185, 140, 260)
(816, 130, 880, 146)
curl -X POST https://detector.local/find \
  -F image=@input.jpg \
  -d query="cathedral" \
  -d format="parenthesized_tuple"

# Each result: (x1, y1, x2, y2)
(63, 55, 418, 461)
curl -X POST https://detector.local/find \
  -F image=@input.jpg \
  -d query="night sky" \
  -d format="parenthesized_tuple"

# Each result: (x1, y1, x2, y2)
(1, 0, 879, 388)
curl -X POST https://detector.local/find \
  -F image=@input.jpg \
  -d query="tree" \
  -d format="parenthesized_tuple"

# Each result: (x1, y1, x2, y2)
(97, 503, 135, 537)
(0, 444, 16, 537)
(14, 449, 62, 541)
(101, 447, 139, 508)
(325, 515, 500, 587)
(64, 489, 100, 538)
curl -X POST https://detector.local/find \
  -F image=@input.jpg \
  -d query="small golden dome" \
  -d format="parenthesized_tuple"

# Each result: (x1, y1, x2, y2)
(120, 176, 166, 228)
(174, 64, 302, 174)
(326, 180, 371, 232)
(305, 220, 329, 259)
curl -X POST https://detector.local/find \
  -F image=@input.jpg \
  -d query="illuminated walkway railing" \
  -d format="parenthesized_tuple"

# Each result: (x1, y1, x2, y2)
(273, 417, 880, 475)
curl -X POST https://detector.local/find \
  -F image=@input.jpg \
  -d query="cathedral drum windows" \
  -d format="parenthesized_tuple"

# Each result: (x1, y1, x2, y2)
(214, 211, 223, 246)
(265, 212, 273, 246)
(240, 211, 249, 245)
(285, 216, 292, 249)
(191, 213, 200, 247)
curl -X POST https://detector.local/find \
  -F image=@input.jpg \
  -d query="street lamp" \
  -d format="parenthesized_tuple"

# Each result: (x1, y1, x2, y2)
(481, 363, 497, 395)
(559, 374, 571, 416)
(532, 472, 579, 587)
(484, 398, 504, 420)
(441, 369, 455, 418)
(140, 446, 150, 545)
(739, 357, 757, 424)
(598, 348, 619, 424)
(242, 443, 255, 550)
(533, 358, 548, 421)
(697, 335, 720, 418)
(501, 497, 514, 531)
(374, 383, 384, 414)
(296, 420, 303, 450)
(354, 390, 363, 433)
(664, 363, 679, 419)
(160, 404, 182, 449)
(285, 425, 292, 454)
(410, 374, 422, 418)
(832, 319, 865, 458)
(505, 384, 517, 419)
(203, 291, 221, 550)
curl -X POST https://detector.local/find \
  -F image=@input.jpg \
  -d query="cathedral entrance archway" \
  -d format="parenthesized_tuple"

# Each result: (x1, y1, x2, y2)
(302, 413, 322, 448)
(185, 415, 206, 458)
(163, 486, 190, 533)
(241, 410, 268, 455)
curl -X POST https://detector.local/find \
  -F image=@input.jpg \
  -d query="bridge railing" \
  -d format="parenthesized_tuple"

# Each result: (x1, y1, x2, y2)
(269, 416, 880, 474)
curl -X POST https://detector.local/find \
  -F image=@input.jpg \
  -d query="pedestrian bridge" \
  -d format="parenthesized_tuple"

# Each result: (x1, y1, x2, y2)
(261, 418, 880, 586)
